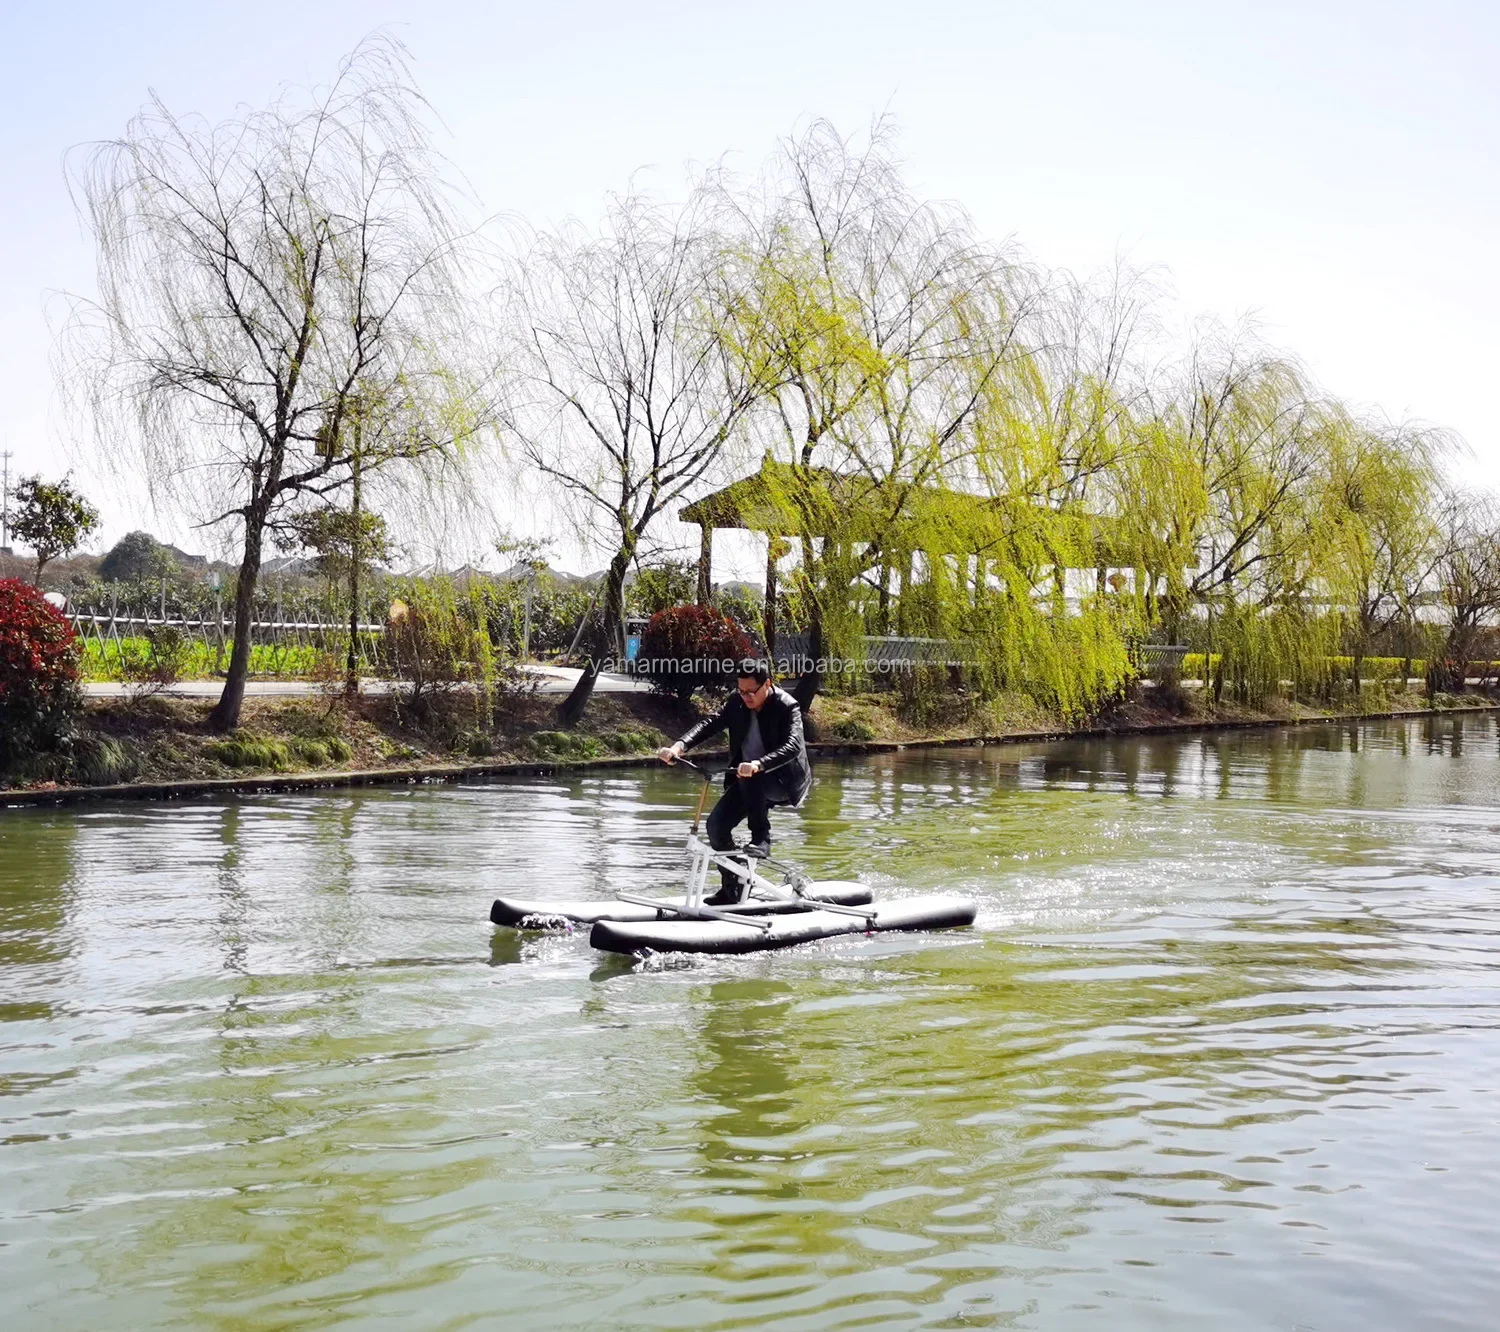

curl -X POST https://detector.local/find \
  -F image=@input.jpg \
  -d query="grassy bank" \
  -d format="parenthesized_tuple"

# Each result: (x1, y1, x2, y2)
(3, 681, 1495, 804)
(810, 682, 1492, 745)
(2, 689, 686, 793)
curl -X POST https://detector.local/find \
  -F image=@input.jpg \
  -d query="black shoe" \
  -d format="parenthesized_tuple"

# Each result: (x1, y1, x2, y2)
(744, 840, 771, 860)
(705, 886, 744, 906)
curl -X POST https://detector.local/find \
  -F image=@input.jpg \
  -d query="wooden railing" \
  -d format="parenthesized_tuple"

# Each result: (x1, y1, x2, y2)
(766, 634, 1190, 677)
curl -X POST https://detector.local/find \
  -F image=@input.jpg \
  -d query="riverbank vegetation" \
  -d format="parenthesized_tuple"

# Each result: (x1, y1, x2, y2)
(15, 692, 676, 789)
(3, 675, 1489, 797)
(5, 38, 1500, 790)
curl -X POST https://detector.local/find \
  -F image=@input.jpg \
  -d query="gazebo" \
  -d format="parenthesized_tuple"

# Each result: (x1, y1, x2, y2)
(679, 456, 1137, 655)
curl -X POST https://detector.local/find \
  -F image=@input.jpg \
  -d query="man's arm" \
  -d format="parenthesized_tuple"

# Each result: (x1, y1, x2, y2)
(660, 698, 732, 763)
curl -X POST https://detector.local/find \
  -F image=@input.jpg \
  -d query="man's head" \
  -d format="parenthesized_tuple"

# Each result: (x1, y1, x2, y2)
(735, 657, 772, 711)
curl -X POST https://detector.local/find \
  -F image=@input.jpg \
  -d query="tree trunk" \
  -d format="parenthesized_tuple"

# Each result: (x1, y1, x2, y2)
(764, 538, 779, 660)
(800, 533, 825, 693)
(786, 669, 820, 717)
(600, 543, 633, 665)
(346, 455, 362, 695)
(209, 517, 265, 732)
(695, 525, 713, 604)
(556, 543, 635, 728)
(804, 596, 825, 704)
(1433, 615, 1478, 696)
(554, 657, 601, 728)
(896, 552, 913, 636)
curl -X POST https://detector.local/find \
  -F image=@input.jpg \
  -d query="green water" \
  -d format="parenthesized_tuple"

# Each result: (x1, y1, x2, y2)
(4, 716, 1500, 1329)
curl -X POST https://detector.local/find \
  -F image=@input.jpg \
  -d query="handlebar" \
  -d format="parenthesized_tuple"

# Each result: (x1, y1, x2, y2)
(673, 755, 733, 780)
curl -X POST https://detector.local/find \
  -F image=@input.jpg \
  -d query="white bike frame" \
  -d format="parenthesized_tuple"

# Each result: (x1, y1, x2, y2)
(613, 830, 876, 930)
(614, 758, 876, 930)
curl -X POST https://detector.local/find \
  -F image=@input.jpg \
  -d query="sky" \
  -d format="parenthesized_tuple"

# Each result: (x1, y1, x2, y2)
(1, 0, 1496, 577)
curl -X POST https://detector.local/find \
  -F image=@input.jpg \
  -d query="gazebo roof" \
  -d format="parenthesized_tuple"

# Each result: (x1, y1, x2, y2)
(680, 457, 1137, 566)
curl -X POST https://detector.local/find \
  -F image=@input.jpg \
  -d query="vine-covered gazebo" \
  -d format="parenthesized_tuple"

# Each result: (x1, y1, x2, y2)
(679, 456, 1137, 655)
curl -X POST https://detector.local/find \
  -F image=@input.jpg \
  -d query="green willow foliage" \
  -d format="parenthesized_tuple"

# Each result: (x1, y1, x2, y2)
(685, 123, 1453, 716)
(697, 125, 1141, 716)
(485, 116, 1468, 720)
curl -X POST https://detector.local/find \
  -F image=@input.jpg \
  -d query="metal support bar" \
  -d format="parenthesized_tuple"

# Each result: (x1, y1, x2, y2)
(615, 892, 772, 931)
(788, 897, 879, 922)
(686, 834, 880, 921)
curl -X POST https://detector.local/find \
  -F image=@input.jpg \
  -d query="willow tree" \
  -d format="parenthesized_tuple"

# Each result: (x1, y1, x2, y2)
(1103, 329, 1339, 703)
(1429, 491, 1500, 691)
(721, 120, 1050, 687)
(69, 38, 485, 729)
(499, 188, 759, 722)
(976, 260, 1162, 509)
(1315, 417, 1443, 692)
(934, 262, 1166, 714)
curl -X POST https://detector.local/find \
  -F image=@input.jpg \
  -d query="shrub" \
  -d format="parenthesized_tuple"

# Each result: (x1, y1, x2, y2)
(636, 605, 754, 701)
(0, 577, 82, 767)
(206, 730, 353, 771)
(385, 579, 525, 721)
(69, 733, 141, 786)
(115, 623, 192, 699)
(206, 731, 291, 771)
(530, 730, 604, 760)
(385, 595, 483, 702)
(306, 647, 354, 699)
(829, 718, 876, 742)
(603, 727, 666, 754)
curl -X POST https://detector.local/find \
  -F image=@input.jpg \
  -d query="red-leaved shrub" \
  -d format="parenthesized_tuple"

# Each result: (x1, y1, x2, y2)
(637, 605, 754, 701)
(0, 577, 82, 767)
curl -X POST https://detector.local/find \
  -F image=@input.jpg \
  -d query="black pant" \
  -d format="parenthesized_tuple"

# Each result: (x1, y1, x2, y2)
(705, 775, 790, 892)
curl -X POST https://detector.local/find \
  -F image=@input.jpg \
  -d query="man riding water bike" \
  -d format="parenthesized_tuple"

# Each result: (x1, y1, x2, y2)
(658, 658, 812, 904)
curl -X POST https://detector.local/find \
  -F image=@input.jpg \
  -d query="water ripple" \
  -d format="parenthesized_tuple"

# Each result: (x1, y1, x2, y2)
(3, 716, 1500, 1329)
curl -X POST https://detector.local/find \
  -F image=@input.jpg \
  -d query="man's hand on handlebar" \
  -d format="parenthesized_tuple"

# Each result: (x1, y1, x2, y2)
(736, 760, 762, 779)
(658, 742, 685, 765)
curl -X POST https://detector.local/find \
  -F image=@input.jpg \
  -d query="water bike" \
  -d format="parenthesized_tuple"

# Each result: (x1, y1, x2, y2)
(488, 758, 977, 956)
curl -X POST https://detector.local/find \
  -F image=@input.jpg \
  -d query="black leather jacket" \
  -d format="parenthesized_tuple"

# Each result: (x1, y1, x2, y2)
(677, 685, 811, 803)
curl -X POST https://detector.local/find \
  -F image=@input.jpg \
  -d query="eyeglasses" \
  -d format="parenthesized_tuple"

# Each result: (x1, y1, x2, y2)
(737, 683, 766, 697)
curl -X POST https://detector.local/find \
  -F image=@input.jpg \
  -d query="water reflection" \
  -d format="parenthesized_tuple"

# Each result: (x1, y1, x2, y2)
(0, 810, 78, 1023)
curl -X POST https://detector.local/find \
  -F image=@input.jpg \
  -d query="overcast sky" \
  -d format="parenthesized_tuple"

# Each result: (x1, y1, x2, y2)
(1, 0, 1495, 575)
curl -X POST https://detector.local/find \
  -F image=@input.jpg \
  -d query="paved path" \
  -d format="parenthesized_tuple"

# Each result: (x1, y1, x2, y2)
(83, 665, 652, 698)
